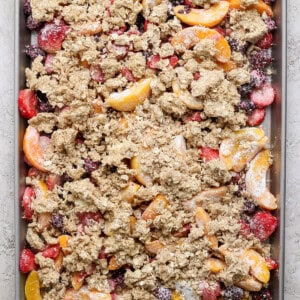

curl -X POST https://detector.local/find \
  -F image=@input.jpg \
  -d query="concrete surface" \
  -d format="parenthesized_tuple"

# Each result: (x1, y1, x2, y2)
(0, 0, 299, 299)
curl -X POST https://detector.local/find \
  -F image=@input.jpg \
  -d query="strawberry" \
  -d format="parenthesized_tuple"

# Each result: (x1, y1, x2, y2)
(168, 55, 179, 67)
(111, 44, 129, 60)
(20, 249, 36, 273)
(38, 20, 69, 53)
(121, 67, 137, 82)
(22, 187, 35, 221)
(42, 244, 61, 259)
(199, 281, 221, 300)
(239, 219, 251, 237)
(46, 174, 62, 191)
(249, 211, 278, 241)
(247, 108, 266, 127)
(265, 257, 278, 270)
(77, 212, 103, 227)
(200, 147, 219, 162)
(90, 65, 105, 83)
(186, 111, 202, 122)
(18, 89, 38, 119)
(147, 54, 160, 69)
(250, 83, 275, 108)
(257, 33, 273, 49)
(45, 54, 55, 74)
(193, 72, 200, 80)
(144, 20, 150, 32)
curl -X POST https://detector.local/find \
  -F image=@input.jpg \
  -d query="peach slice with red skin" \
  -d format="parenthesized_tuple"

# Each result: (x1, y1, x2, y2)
(226, 0, 273, 17)
(142, 195, 169, 221)
(174, 1, 229, 27)
(245, 150, 277, 210)
(63, 286, 112, 300)
(23, 126, 49, 172)
(171, 26, 231, 63)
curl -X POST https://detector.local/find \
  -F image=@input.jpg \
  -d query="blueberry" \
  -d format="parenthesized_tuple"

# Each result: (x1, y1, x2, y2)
(223, 286, 244, 300)
(155, 286, 172, 300)
(25, 45, 45, 60)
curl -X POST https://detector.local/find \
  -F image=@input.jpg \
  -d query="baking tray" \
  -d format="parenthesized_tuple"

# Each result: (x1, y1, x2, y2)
(14, 0, 287, 299)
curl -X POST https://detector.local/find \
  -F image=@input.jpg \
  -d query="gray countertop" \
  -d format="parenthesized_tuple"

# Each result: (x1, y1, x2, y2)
(0, 0, 299, 299)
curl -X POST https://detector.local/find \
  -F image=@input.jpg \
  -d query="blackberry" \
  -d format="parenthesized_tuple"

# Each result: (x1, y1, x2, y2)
(252, 288, 272, 300)
(223, 286, 244, 300)
(169, 0, 185, 5)
(155, 286, 172, 300)
(228, 38, 249, 53)
(243, 200, 257, 215)
(62, 173, 73, 183)
(84, 158, 100, 173)
(264, 17, 277, 32)
(250, 70, 266, 88)
(23, 0, 32, 15)
(251, 50, 272, 69)
(135, 13, 146, 33)
(240, 100, 256, 115)
(238, 83, 253, 97)
(51, 214, 64, 229)
(36, 90, 48, 102)
(38, 99, 54, 113)
(26, 15, 42, 31)
(25, 45, 45, 60)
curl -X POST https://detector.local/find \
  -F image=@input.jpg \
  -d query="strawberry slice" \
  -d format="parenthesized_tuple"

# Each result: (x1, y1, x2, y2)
(257, 32, 273, 49)
(121, 67, 137, 82)
(249, 211, 278, 241)
(193, 72, 200, 80)
(247, 108, 266, 126)
(77, 212, 103, 228)
(46, 174, 62, 191)
(22, 187, 35, 221)
(199, 281, 221, 300)
(265, 257, 278, 270)
(20, 249, 36, 273)
(18, 89, 38, 119)
(239, 219, 251, 237)
(147, 54, 160, 69)
(42, 244, 61, 259)
(45, 54, 55, 74)
(200, 147, 219, 162)
(90, 65, 105, 83)
(250, 83, 275, 108)
(168, 55, 179, 67)
(111, 44, 129, 60)
(185, 111, 202, 122)
(38, 20, 69, 53)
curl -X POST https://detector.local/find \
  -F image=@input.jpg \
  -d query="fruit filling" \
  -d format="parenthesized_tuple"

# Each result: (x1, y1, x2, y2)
(19, 0, 278, 299)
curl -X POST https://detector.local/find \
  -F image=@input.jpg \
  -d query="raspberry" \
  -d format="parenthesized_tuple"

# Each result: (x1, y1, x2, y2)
(23, 0, 32, 15)
(42, 244, 61, 259)
(257, 33, 273, 49)
(240, 100, 256, 115)
(243, 200, 257, 215)
(250, 70, 266, 88)
(51, 214, 64, 230)
(247, 108, 266, 126)
(251, 50, 272, 69)
(26, 15, 42, 31)
(239, 219, 251, 237)
(264, 17, 277, 32)
(20, 249, 36, 273)
(252, 288, 272, 300)
(18, 89, 38, 119)
(155, 286, 172, 300)
(249, 211, 278, 241)
(223, 286, 244, 300)
(25, 45, 45, 60)
(84, 158, 100, 173)
(200, 281, 221, 300)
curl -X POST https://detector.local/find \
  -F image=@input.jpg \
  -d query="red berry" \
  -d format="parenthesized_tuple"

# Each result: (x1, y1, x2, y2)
(99, 247, 107, 259)
(249, 211, 278, 241)
(18, 89, 38, 119)
(247, 108, 266, 127)
(77, 212, 103, 227)
(121, 67, 137, 82)
(38, 20, 69, 53)
(193, 72, 200, 80)
(257, 33, 273, 49)
(250, 83, 275, 108)
(144, 20, 150, 32)
(42, 244, 60, 259)
(20, 249, 36, 273)
(168, 55, 179, 67)
(90, 65, 105, 83)
(200, 147, 219, 162)
(185, 111, 202, 122)
(45, 54, 55, 74)
(22, 187, 35, 221)
(46, 174, 62, 191)
(199, 281, 221, 300)
(111, 44, 129, 60)
(27, 167, 43, 177)
(147, 54, 161, 69)
(184, 0, 194, 6)
(265, 257, 278, 270)
(239, 219, 251, 237)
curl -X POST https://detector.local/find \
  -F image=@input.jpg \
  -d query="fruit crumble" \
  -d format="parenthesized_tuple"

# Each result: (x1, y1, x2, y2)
(19, 0, 278, 299)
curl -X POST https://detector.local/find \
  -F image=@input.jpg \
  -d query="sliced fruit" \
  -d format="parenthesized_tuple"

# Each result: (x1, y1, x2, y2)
(257, 32, 273, 49)
(195, 207, 218, 249)
(205, 258, 226, 273)
(247, 108, 266, 127)
(241, 249, 270, 284)
(129, 216, 137, 234)
(71, 272, 87, 291)
(171, 26, 231, 63)
(220, 127, 268, 172)
(34, 180, 49, 200)
(239, 219, 251, 237)
(250, 83, 275, 108)
(63, 286, 112, 300)
(22, 187, 35, 221)
(174, 1, 229, 27)
(108, 256, 122, 271)
(217, 60, 237, 72)
(121, 67, 137, 82)
(173, 223, 191, 238)
(18, 89, 38, 119)
(77, 212, 103, 228)
(92, 97, 104, 114)
(46, 174, 62, 191)
(236, 276, 262, 292)
(121, 182, 140, 204)
(145, 240, 165, 255)
(20, 249, 36, 273)
(245, 150, 277, 210)
(142, 0, 162, 10)
(142, 194, 169, 221)
(23, 126, 48, 172)
(265, 257, 278, 270)
(199, 147, 219, 162)
(226, 0, 273, 17)
(58, 235, 71, 249)
(54, 251, 64, 271)
(172, 135, 187, 156)
(147, 54, 161, 69)
(76, 22, 102, 35)
(25, 271, 42, 300)
(42, 244, 61, 259)
(184, 111, 202, 123)
(90, 65, 104, 83)
(130, 156, 153, 186)
(172, 291, 183, 300)
(45, 54, 55, 74)
(37, 212, 52, 232)
(107, 78, 152, 111)
(199, 281, 221, 300)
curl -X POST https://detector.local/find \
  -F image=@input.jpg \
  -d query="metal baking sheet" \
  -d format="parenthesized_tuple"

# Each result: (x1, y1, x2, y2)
(14, 0, 287, 299)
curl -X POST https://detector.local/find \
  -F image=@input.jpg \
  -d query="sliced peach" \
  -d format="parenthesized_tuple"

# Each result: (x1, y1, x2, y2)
(220, 127, 268, 172)
(236, 276, 263, 292)
(71, 272, 87, 291)
(195, 207, 218, 249)
(76, 22, 102, 35)
(54, 251, 64, 271)
(205, 258, 226, 273)
(92, 97, 103, 114)
(145, 240, 165, 255)
(64, 287, 112, 300)
(171, 26, 231, 63)
(217, 60, 237, 72)
(130, 156, 152, 186)
(142, 194, 169, 221)
(227, 0, 273, 17)
(172, 292, 183, 300)
(107, 78, 152, 112)
(142, 0, 162, 10)
(241, 249, 270, 284)
(129, 216, 137, 234)
(25, 271, 42, 300)
(58, 235, 71, 249)
(121, 182, 140, 204)
(23, 126, 48, 172)
(174, 1, 229, 27)
(108, 256, 122, 271)
(245, 150, 277, 210)
(34, 180, 49, 200)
